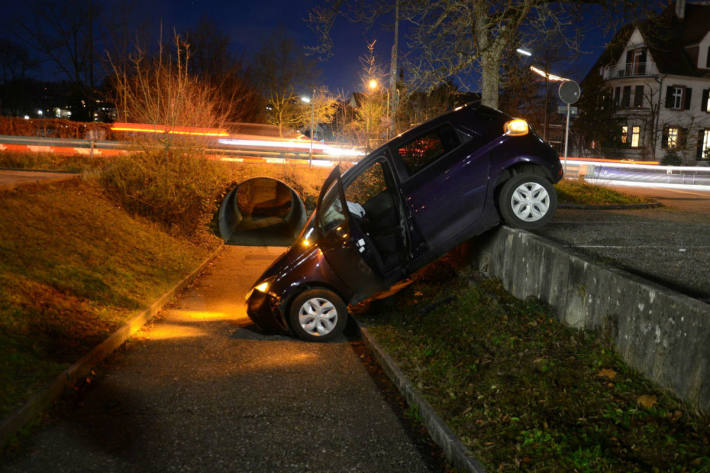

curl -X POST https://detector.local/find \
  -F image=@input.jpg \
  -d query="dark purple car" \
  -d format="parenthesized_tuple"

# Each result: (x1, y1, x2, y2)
(246, 102, 563, 341)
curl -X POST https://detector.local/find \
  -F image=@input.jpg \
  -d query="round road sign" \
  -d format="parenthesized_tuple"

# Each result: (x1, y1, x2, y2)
(559, 80, 581, 104)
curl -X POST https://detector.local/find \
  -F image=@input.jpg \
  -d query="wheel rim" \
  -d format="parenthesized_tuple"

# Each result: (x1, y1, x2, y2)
(298, 297, 338, 337)
(510, 182, 550, 222)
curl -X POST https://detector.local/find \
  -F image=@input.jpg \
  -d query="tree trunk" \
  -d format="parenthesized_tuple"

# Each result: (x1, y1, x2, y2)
(480, 53, 500, 109)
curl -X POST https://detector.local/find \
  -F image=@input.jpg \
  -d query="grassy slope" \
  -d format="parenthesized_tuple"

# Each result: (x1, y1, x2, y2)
(0, 178, 213, 419)
(555, 179, 652, 206)
(359, 262, 710, 472)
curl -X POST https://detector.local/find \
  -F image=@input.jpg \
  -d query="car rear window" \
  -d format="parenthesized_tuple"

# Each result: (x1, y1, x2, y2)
(396, 124, 460, 175)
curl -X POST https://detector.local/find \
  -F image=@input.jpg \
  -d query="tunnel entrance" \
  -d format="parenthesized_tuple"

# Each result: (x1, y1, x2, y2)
(218, 177, 307, 246)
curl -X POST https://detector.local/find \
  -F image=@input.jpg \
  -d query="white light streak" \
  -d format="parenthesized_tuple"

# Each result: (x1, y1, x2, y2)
(530, 65, 570, 82)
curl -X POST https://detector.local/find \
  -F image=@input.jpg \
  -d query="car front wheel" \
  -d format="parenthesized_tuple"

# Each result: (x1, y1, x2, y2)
(498, 173, 557, 229)
(288, 289, 347, 342)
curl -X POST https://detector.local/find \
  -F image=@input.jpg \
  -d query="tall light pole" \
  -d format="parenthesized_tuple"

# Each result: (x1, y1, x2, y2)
(367, 79, 378, 150)
(301, 91, 315, 165)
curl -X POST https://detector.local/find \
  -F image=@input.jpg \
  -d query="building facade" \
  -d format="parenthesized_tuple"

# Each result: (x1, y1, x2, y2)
(591, 1, 710, 164)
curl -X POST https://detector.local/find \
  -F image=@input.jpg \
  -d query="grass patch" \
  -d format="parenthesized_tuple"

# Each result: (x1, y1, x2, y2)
(359, 262, 710, 472)
(555, 179, 653, 206)
(0, 151, 103, 173)
(0, 179, 215, 419)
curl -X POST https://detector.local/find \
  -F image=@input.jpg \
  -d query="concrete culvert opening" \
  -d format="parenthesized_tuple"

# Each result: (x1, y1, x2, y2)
(218, 177, 307, 246)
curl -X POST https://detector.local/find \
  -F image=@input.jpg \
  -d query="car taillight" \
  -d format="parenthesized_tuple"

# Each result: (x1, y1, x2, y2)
(504, 119, 529, 136)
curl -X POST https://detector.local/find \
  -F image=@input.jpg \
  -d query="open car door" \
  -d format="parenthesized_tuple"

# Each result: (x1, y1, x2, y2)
(315, 166, 388, 302)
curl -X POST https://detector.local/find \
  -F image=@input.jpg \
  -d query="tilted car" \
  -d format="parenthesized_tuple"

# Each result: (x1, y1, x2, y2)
(246, 102, 563, 341)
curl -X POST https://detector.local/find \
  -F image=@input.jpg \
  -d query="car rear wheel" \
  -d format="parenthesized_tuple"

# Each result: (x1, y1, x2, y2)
(288, 289, 347, 342)
(498, 172, 557, 229)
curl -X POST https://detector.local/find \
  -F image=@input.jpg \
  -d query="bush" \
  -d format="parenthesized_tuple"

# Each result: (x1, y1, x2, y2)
(99, 151, 226, 236)
(0, 151, 101, 172)
(660, 150, 682, 166)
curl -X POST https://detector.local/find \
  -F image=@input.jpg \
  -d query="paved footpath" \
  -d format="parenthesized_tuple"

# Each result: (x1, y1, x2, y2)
(0, 170, 78, 190)
(1, 246, 444, 473)
(535, 187, 710, 302)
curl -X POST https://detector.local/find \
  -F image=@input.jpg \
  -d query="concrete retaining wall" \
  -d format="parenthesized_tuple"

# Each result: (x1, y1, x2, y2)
(471, 227, 710, 413)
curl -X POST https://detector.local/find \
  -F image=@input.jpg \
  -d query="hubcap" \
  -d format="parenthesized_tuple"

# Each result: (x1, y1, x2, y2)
(298, 297, 338, 336)
(511, 182, 550, 222)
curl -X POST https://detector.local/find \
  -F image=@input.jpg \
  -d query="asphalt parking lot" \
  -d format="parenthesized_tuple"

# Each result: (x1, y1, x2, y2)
(535, 186, 710, 302)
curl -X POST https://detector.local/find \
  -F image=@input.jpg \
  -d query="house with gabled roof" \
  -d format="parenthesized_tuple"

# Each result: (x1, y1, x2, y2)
(585, 0, 710, 164)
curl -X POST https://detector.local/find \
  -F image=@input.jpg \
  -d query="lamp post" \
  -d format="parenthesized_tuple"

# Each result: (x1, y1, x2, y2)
(517, 48, 580, 174)
(366, 79, 379, 150)
(301, 91, 315, 165)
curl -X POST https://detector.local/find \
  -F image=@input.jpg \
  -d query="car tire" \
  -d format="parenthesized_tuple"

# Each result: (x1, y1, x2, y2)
(288, 289, 347, 342)
(498, 172, 557, 229)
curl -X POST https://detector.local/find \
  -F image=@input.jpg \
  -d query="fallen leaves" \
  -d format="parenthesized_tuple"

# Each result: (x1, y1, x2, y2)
(636, 394, 658, 409)
(597, 368, 617, 380)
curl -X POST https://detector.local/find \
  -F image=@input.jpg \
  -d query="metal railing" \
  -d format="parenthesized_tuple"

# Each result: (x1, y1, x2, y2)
(565, 158, 710, 190)
(617, 62, 648, 77)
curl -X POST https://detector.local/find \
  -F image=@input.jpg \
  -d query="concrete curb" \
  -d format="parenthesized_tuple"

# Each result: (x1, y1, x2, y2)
(0, 244, 224, 449)
(356, 321, 487, 473)
(558, 202, 662, 210)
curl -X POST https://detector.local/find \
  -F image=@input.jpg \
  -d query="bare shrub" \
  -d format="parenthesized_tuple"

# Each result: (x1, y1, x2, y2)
(109, 31, 230, 150)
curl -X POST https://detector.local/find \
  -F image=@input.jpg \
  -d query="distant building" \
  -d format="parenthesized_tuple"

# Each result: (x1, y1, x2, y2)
(584, 0, 710, 164)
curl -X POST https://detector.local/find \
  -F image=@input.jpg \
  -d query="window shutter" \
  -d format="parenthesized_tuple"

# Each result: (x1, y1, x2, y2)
(702, 89, 709, 112)
(679, 128, 687, 147)
(707, 46, 710, 68)
(684, 88, 692, 110)
(665, 86, 674, 108)
(626, 50, 633, 63)
(661, 126, 668, 149)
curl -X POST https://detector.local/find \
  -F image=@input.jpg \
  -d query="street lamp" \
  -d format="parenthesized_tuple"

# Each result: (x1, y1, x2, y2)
(515, 47, 580, 173)
(516, 47, 532, 57)
(301, 93, 315, 165)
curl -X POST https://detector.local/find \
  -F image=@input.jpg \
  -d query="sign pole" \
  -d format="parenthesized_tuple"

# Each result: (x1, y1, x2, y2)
(564, 103, 570, 175)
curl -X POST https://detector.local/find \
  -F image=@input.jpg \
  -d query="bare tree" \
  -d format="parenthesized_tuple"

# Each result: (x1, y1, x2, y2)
(16, 0, 102, 88)
(185, 18, 263, 123)
(308, 0, 401, 133)
(0, 39, 36, 83)
(310, 1, 662, 110)
(251, 32, 318, 136)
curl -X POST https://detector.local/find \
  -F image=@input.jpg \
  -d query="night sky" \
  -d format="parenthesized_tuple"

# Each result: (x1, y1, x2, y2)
(3, 0, 615, 95)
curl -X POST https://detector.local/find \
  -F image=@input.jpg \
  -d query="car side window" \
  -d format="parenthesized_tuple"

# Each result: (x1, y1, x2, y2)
(396, 124, 460, 175)
(345, 161, 388, 208)
(318, 180, 346, 231)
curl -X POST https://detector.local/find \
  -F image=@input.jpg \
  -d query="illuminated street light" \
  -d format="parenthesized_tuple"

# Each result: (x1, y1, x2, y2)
(368, 79, 378, 91)
(516, 47, 532, 57)
(529, 65, 570, 82)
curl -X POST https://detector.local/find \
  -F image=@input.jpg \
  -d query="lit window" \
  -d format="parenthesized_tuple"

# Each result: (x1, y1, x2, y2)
(702, 130, 710, 160)
(667, 127, 679, 148)
(631, 126, 640, 148)
(621, 126, 628, 144)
